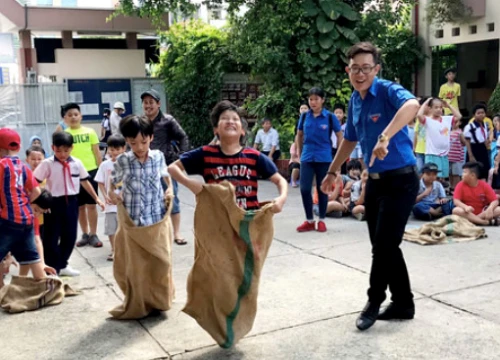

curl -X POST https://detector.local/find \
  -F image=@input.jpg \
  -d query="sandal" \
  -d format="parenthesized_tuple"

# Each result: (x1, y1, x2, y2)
(107, 253, 114, 261)
(490, 218, 500, 226)
(174, 238, 188, 246)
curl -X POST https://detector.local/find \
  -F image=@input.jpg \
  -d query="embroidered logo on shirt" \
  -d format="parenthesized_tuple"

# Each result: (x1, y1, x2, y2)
(320, 124, 328, 130)
(370, 114, 381, 123)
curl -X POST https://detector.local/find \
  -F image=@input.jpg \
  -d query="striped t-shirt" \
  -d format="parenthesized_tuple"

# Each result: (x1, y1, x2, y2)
(0, 156, 38, 225)
(180, 145, 278, 210)
(449, 129, 464, 163)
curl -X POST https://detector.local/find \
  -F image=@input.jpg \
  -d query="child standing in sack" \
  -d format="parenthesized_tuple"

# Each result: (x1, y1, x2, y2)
(107, 115, 174, 319)
(168, 100, 287, 213)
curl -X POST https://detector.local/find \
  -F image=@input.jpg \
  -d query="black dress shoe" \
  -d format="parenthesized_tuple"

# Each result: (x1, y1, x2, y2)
(377, 302, 415, 321)
(356, 302, 380, 331)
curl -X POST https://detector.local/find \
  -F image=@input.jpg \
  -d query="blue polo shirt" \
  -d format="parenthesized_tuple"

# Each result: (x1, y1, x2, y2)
(298, 109, 341, 163)
(344, 77, 416, 173)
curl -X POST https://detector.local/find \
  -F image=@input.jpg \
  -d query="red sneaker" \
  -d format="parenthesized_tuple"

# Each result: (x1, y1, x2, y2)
(296, 221, 316, 232)
(317, 221, 327, 233)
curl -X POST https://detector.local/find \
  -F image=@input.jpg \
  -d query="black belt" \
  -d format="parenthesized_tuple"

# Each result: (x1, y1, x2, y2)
(369, 165, 416, 180)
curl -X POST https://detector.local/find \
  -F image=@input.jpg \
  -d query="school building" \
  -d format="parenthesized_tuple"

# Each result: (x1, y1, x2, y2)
(415, 0, 500, 115)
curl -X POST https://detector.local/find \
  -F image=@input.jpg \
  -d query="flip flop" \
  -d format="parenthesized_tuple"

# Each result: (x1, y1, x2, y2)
(174, 238, 188, 245)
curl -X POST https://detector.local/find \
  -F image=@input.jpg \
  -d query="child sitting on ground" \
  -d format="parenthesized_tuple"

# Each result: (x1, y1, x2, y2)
(453, 162, 500, 226)
(0, 128, 46, 288)
(95, 134, 126, 261)
(168, 100, 287, 213)
(313, 171, 344, 218)
(413, 163, 452, 221)
(342, 159, 362, 207)
(349, 169, 368, 221)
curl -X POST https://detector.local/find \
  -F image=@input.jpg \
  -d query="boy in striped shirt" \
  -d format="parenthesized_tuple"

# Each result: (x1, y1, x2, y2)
(0, 128, 46, 287)
(168, 100, 287, 213)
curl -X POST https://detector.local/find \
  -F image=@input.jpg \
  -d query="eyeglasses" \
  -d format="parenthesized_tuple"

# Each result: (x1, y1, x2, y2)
(348, 65, 376, 75)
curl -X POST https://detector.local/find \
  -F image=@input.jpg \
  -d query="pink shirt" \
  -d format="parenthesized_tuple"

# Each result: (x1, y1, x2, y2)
(34, 156, 89, 197)
(289, 143, 300, 164)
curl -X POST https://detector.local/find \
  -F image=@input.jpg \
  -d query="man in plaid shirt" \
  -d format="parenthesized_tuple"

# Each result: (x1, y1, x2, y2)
(110, 115, 173, 226)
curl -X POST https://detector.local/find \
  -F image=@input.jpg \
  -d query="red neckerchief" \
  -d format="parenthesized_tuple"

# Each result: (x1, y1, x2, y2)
(54, 156, 76, 203)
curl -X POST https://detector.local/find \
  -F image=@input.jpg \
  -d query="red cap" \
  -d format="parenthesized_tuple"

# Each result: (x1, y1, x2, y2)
(0, 128, 21, 151)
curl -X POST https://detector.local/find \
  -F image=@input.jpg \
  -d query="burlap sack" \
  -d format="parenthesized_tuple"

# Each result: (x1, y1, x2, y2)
(110, 199, 174, 320)
(183, 182, 275, 348)
(0, 276, 79, 313)
(404, 215, 487, 245)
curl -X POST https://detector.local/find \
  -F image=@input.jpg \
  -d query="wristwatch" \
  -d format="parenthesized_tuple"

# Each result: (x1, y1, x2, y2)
(378, 133, 389, 143)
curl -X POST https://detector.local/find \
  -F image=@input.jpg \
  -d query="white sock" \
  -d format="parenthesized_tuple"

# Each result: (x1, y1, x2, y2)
(307, 219, 315, 224)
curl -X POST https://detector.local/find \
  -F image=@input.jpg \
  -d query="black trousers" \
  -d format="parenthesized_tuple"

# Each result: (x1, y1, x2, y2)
(364, 170, 419, 306)
(261, 150, 281, 162)
(43, 195, 79, 273)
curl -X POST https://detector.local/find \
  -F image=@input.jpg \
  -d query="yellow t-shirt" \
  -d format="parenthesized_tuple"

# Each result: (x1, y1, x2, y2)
(439, 82, 461, 115)
(414, 120, 426, 154)
(38, 179, 46, 226)
(65, 126, 100, 171)
(469, 117, 493, 149)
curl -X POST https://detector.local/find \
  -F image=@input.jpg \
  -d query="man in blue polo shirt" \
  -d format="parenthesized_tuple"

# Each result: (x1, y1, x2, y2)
(321, 42, 420, 331)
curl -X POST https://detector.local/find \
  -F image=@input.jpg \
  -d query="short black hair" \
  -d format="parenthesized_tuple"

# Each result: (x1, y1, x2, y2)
(103, 108, 111, 115)
(347, 42, 381, 64)
(493, 113, 500, 120)
(333, 104, 345, 112)
(107, 134, 126, 148)
(61, 103, 80, 118)
(428, 97, 443, 107)
(262, 117, 272, 124)
(120, 115, 154, 139)
(419, 96, 432, 105)
(444, 67, 457, 76)
(308, 87, 325, 99)
(26, 145, 45, 157)
(210, 100, 243, 128)
(347, 159, 362, 171)
(472, 103, 487, 115)
(463, 161, 482, 177)
(52, 131, 73, 147)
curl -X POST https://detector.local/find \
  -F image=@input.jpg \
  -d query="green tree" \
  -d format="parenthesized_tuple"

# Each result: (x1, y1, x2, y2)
(426, 0, 472, 27)
(157, 21, 236, 147)
(357, 0, 426, 90)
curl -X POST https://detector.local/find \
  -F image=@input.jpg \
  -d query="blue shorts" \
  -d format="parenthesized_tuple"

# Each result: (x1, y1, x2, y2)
(172, 179, 180, 215)
(425, 154, 449, 178)
(161, 178, 180, 215)
(350, 144, 363, 159)
(0, 218, 39, 265)
(450, 161, 463, 176)
(412, 201, 454, 221)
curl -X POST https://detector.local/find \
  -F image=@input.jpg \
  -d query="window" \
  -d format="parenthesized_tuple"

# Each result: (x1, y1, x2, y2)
(435, 29, 444, 38)
(452, 27, 460, 36)
(488, 23, 495, 32)
(469, 25, 477, 34)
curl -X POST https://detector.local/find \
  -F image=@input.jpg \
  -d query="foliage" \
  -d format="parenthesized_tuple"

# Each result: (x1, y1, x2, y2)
(357, 0, 426, 90)
(157, 21, 235, 147)
(230, 0, 361, 155)
(426, 0, 472, 27)
(488, 83, 500, 115)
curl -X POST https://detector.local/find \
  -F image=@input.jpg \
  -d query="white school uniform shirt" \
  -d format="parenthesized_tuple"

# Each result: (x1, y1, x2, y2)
(423, 116, 454, 156)
(254, 128, 280, 151)
(110, 111, 122, 135)
(33, 156, 89, 197)
(464, 121, 489, 144)
(94, 159, 118, 213)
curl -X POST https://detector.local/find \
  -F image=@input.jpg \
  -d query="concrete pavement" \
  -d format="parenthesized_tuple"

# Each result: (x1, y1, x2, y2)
(2, 181, 500, 359)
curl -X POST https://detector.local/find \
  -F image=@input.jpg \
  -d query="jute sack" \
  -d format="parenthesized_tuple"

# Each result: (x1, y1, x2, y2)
(183, 181, 275, 348)
(404, 215, 487, 245)
(110, 199, 175, 320)
(0, 276, 79, 313)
